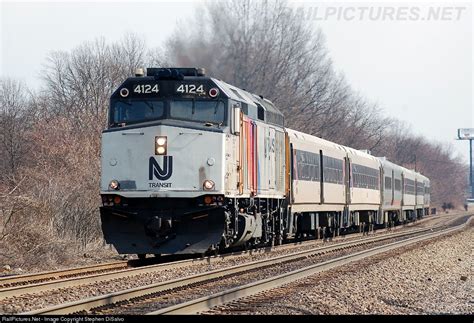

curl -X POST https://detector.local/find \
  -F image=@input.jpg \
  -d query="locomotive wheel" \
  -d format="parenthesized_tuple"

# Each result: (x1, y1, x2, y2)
(210, 244, 219, 256)
(275, 235, 283, 246)
(218, 240, 227, 253)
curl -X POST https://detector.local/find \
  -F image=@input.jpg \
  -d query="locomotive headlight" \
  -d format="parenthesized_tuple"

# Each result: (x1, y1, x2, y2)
(156, 146, 166, 154)
(203, 180, 215, 190)
(156, 137, 167, 146)
(155, 136, 167, 155)
(109, 180, 120, 190)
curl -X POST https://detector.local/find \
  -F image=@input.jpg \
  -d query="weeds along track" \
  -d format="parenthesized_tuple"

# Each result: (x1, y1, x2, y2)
(16, 213, 471, 315)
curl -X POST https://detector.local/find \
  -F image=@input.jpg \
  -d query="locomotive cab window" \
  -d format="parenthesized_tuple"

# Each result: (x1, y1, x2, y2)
(110, 98, 227, 128)
(111, 100, 164, 126)
(256, 103, 265, 121)
(241, 102, 249, 115)
(169, 100, 226, 124)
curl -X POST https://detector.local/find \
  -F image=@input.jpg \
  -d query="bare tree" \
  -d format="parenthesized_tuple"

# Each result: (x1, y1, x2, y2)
(40, 33, 153, 133)
(0, 79, 34, 188)
(166, 0, 333, 115)
(164, 0, 392, 152)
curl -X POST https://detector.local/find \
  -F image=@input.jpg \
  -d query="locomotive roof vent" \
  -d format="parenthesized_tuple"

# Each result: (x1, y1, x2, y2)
(135, 68, 144, 77)
(196, 67, 206, 76)
(146, 67, 206, 79)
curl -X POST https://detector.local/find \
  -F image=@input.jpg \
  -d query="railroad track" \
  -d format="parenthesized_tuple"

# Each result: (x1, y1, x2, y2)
(0, 211, 448, 289)
(151, 215, 473, 315)
(1, 213, 452, 302)
(0, 261, 128, 289)
(20, 214, 471, 315)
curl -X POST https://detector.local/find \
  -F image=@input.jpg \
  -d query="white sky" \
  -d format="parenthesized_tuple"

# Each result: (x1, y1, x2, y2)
(1, 0, 473, 163)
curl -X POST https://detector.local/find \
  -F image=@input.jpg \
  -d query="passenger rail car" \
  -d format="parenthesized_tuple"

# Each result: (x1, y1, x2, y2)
(378, 157, 403, 225)
(100, 67, 431, 257)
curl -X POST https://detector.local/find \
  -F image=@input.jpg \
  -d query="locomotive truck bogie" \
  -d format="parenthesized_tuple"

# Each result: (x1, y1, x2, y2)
(100, 195, 284, 254)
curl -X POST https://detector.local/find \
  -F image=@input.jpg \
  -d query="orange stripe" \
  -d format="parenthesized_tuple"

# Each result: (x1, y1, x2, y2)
(245, 122, 252, 190)
(254, 124, 258, 193)
(250, 123, 254, 193)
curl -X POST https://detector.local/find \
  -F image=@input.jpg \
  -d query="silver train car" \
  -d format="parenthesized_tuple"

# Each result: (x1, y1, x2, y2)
(100, 67, 430, 257)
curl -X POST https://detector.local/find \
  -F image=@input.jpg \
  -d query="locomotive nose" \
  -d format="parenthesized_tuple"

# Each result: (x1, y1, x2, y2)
(101, 124, 224, 196)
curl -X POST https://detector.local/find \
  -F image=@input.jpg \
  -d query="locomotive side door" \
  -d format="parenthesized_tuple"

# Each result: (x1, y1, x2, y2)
(240, 115, 258, 195)
(268, 127, 276, 190)
(236, 107, 244, 195)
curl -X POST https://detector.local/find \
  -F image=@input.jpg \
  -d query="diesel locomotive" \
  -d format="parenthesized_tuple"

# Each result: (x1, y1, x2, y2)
(100, 67, 430, 257)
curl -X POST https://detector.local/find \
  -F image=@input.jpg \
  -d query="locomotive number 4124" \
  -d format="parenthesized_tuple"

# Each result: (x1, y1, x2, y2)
(176, 84, 205, 94)
(133, 84, 159, 94)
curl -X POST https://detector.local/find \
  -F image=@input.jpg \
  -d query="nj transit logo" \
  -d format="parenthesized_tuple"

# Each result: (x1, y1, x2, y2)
(149, 156, 173, 181)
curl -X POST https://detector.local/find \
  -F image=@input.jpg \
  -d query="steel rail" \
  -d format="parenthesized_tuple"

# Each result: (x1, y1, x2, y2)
(150, 216, 472, 315)
(0, 212, 447, 288)
(1, 217, 440, 300)
(0, 261, 127, 286)
(1, 211, 462, 288)
(21, 219, 462, 315)
(2, 213, 465, 301)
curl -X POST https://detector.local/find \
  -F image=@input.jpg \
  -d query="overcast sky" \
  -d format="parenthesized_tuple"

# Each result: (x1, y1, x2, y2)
(1, 0, 472, 163)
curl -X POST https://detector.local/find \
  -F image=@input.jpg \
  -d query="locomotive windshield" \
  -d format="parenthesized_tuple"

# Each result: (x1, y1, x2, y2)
(112, 100, 165, 126)
(169, 100, 225, 124)
(110, 99, 226, 127)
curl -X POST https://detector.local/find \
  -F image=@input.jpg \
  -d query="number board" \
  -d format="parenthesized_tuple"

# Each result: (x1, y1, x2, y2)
(132, 83, 160, 95)
(116, 81, 217, 99)
(175, 83, 207, 97)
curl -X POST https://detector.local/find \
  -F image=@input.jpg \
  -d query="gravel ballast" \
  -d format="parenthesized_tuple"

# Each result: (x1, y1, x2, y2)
(0, 230, 414, 314)
(0, 214, 469, 314)
(207, 225, 473, 315)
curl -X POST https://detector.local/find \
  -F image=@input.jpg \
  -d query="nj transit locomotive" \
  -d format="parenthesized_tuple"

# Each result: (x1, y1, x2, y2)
(100, 67, 430, 257)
